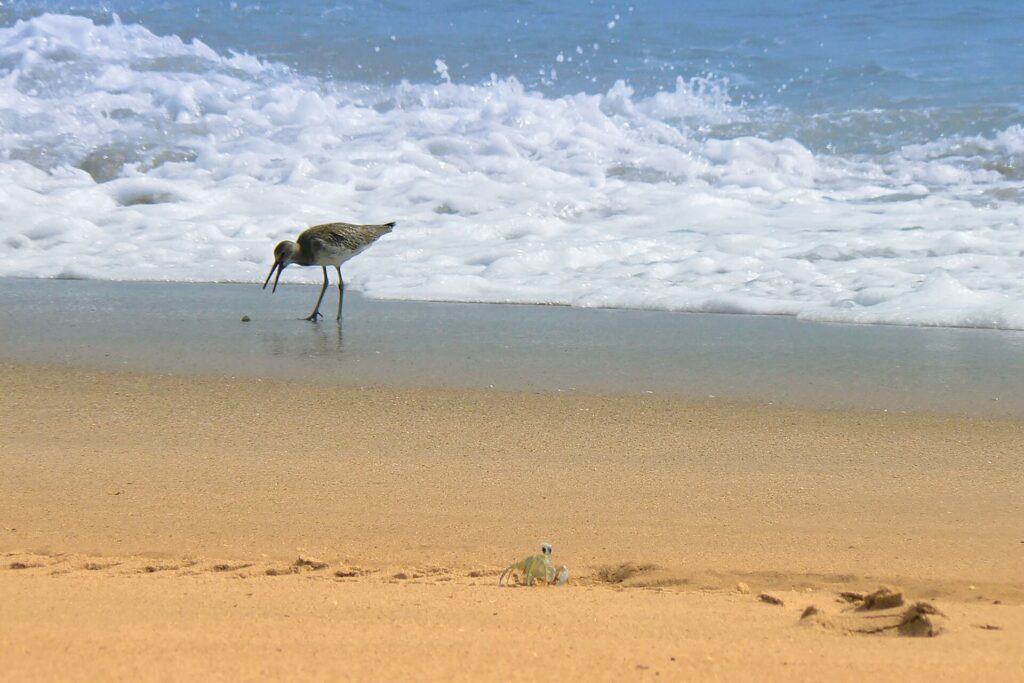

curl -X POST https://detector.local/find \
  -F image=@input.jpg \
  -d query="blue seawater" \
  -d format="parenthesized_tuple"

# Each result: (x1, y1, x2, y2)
(2, 1, 1024, 328)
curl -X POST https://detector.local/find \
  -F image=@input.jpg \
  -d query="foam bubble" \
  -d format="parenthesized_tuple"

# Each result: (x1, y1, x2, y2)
(2, 15, 1024, 330)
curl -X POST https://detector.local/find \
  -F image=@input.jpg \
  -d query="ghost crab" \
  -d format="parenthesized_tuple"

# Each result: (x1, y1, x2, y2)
(498, 543, 569, 587)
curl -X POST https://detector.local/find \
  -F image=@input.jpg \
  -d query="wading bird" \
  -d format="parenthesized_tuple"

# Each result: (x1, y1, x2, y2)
(263, 221, 395, 321)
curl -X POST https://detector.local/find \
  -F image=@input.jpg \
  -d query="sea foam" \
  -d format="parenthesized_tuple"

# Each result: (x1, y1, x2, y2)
(2, 14, 1024, 329)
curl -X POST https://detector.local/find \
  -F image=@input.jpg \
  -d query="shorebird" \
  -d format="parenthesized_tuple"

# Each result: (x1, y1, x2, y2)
(263, 220, 395, 321)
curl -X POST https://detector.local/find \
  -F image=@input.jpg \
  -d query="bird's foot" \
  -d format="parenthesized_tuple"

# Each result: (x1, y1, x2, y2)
(305, 311, 323, 322)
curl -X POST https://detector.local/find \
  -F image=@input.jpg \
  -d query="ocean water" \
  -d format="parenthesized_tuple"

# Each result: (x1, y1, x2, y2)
(2, 1, 1024, 329)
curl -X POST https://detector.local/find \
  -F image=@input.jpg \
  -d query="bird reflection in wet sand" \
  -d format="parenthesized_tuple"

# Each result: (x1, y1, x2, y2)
(263, 220, 395, 321)
(264, 322, 344, 359)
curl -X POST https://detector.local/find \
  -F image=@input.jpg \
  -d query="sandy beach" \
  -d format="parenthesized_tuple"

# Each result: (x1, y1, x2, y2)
(4, 0, 1024, 678)
(2, 361, 1022, 680)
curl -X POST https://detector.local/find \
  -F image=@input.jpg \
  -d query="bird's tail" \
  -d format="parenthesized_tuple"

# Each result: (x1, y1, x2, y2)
(383, 221, 396, 231)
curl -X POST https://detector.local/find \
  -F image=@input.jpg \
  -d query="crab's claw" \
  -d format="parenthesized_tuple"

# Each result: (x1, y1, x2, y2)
(555, 566, 569, 586)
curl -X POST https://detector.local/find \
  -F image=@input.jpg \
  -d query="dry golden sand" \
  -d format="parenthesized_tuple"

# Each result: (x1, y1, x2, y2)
(1, 362, 1023, 681)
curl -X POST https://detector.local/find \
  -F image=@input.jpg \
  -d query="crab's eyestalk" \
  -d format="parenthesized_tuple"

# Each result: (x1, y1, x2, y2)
(541, 543, 552, 556)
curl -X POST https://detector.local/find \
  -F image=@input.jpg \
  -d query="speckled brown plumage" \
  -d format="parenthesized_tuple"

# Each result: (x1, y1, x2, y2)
(294, 222, 395, 263)
(263, 220, 395, 321)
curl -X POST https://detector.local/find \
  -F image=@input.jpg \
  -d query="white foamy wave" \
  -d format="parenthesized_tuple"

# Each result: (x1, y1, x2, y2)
(2, 14, 1024, 330)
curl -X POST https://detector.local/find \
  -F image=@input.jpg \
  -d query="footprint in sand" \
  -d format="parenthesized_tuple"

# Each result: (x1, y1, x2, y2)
(334, 566, 381, 579)
(265, 557, 329, 576)
(593, 562, 658, 584)
(758, 593, 785, 606)
(800, 587, 946, 637)
(9, 561, 42, 570)
(83, 561, 121, 571)
(293, 557, 329, 571)
(856, 586, 905, 610)
(265, 566, 299, 576)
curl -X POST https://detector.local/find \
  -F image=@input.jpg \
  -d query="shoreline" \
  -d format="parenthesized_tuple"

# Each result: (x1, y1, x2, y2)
(3, 278, 1024, 417)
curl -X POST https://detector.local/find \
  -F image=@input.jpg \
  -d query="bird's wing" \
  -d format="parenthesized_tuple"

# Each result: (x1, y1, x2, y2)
(301, 222, 394, 252)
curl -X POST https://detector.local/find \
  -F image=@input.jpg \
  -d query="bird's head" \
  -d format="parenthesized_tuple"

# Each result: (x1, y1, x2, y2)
(263, 240, 299, 292)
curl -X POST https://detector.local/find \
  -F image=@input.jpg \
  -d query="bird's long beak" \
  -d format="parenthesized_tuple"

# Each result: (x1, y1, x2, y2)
(263, 260, 285, 292)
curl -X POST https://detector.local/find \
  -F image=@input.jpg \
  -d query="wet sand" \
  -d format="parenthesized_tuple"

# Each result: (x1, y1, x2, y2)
(3, 277, 1024, 416)
(2, 362, 1023, 680)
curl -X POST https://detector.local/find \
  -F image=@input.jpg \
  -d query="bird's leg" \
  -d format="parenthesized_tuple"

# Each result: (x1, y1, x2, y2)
(306, 266, 329, 322)
(335, 266, 344, 320)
